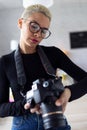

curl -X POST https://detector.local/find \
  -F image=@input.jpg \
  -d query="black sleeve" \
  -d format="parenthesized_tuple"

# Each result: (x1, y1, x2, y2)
(0, 99, 28, 117)
(53, 47, 87, 81)
(0, 57, 28, 117)
(52, 47, 87, 101)
(65, 76, 87, 101)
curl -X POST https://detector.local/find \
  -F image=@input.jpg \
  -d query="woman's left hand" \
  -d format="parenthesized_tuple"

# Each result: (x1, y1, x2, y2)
(55, 88, 71, 113)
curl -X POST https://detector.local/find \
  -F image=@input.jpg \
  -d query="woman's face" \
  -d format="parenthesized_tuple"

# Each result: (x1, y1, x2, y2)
(18, 12, 50, 48)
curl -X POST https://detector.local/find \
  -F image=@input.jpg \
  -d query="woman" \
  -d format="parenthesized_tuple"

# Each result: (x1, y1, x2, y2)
(0, 4, 87, 130)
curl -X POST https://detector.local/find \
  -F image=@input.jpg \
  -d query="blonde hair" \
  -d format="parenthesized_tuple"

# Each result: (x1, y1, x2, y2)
(21, 4, 52, 21)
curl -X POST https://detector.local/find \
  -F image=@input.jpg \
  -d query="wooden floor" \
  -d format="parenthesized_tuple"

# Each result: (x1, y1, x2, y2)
(0, 95, 87, 130)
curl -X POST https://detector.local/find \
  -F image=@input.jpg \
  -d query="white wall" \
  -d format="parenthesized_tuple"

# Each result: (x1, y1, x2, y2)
(45, 1, 87, 71)
(0, 8, 23, 55)
(0, 1, 87, 71)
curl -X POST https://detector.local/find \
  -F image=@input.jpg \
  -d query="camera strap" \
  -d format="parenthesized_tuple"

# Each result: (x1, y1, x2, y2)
(14, 46, 26, 87)
(14, 45, 57, 87)
(37, 46, 57, 78)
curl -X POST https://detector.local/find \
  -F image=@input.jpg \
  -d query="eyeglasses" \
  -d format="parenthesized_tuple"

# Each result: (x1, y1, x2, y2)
(23, 19, 51, 39)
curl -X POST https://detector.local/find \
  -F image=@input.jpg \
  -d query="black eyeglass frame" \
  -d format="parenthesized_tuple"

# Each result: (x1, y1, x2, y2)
(23, 18, 51, 39)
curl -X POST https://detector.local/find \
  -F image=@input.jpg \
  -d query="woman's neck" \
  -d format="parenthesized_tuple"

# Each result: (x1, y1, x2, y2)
(19, 43, 37, 54)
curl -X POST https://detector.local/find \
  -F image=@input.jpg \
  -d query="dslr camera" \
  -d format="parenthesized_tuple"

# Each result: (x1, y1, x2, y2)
(26, 77, 66, 129)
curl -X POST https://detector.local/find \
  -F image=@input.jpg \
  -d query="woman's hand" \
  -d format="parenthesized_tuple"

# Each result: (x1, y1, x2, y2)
(24, 88, 71, 114)
(24, 103, 41, 114)
(55, 88, 71, 113)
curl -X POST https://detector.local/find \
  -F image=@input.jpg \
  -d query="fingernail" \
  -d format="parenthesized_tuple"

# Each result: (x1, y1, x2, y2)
(56, 101, 61, 106)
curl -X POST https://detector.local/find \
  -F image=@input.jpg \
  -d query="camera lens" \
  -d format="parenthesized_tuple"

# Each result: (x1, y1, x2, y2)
(41, 103, 66, 130)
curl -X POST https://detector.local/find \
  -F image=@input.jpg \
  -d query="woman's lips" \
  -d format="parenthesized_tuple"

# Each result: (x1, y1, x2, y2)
(31, 39, 39, 43)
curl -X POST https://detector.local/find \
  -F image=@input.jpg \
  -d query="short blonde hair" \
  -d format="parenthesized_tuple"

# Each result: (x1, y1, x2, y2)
(21, 4, 52, 21)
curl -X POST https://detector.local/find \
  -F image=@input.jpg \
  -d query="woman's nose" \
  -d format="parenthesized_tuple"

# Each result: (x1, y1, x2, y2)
(33, 30, 42, 38)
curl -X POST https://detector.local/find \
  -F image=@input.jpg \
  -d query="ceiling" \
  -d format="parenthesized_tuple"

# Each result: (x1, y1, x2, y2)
(0, 0, 87, 10)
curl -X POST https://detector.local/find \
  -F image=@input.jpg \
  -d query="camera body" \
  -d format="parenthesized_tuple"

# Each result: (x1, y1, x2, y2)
(26, 77, 66, 129)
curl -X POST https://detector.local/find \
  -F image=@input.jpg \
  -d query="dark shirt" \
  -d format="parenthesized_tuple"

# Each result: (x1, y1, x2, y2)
(0, 46, 87, 117)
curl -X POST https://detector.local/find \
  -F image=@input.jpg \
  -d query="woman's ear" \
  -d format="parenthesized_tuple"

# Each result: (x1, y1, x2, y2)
(18, 18, 23, 29)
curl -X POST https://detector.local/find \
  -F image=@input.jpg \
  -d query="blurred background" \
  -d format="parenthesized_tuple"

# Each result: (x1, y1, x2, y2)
(0, 0, 87, 130)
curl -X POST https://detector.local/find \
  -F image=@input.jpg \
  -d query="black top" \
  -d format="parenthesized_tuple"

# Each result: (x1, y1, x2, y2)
(0, 45, 87, 117)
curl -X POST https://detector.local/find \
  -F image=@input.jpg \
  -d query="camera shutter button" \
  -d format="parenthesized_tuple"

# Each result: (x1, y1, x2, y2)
(43, 81, 49, 87)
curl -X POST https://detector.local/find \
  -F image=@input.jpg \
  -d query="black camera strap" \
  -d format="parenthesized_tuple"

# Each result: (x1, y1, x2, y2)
(37, 46, 57, 78)
(14, 45, 57, 88)
(14, 46, 26, 87)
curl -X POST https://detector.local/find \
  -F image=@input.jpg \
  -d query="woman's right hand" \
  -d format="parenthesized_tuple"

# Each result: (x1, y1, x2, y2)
(24, 103, 41, 114)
